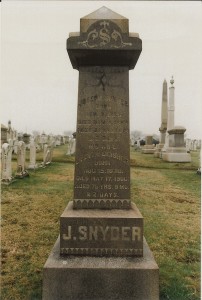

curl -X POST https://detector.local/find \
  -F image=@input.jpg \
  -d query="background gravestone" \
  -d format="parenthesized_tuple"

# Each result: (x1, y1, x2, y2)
(43, 7, 159, 300)
(142, 135, 155, 154)
(154, 79, 168, 158)
(162, 78, 191, 162)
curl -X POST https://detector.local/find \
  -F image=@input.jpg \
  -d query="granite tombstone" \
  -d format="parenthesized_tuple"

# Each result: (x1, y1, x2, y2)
(15, 140, 29, 178)
(28, 136, 38, 169)
(43, 7, 159, 300)
(1, 139, 14, 184)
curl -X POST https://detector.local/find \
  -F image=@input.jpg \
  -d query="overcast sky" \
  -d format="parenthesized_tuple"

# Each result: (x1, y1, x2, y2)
(1, 1, 202, 139)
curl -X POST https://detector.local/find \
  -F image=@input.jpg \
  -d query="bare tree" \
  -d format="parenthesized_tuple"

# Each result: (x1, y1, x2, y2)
(131, 130, 142, 141)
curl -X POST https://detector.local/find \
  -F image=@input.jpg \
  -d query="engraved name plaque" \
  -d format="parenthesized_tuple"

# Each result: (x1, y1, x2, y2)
(60, 202, 143, 257)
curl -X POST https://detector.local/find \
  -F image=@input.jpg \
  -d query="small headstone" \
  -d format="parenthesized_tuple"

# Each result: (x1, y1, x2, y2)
(40, 139, 54, 167)
(39, 133, 47, 149)
(15, 140, 29, 178)
(41, 144, 51, 167)
(1, 139, 15, 184)
(142, 135, 155, 154)
(66, 134, 76, 156)
(28, 137, 38, 169)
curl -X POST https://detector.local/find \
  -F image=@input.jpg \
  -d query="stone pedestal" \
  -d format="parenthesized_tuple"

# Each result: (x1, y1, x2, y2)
(154, 143, 164, 158)
(162, 147, 191, 162)
(60, 202, 143, 257)
(162, 126, 191, 162)
(43, 236, 159, 300)
(142, 145, 155, 154)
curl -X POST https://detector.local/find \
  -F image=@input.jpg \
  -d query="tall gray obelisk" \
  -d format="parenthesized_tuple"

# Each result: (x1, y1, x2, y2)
(159, 79, 168, 144)
(154, 79, 168, 158)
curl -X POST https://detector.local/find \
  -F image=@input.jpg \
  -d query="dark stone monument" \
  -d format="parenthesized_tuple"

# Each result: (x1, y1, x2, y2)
(43, 7, 159, 300)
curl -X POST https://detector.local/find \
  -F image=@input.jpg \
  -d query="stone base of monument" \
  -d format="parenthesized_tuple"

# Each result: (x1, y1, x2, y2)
(43, 236, 159, 300)
(60, 201, 143, 257)
(162, 147, 191, 162)
(154, 144, 164, 158)
(142, 145, 156, 154)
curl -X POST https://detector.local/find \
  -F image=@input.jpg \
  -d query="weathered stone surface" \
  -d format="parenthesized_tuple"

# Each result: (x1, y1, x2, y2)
(154, 143, 164, 158)
(15, 140, 29, 178)
(163, 125, 191, 162)
(43, 7, 159, 299)
(28, 137, 38, 169)
(67, 7, 142, 70)
(74, 66, 131, 209)
(67, 8, 142, 209)
(60, 201, 143, 257)
(162, 149, 191, 162)
(62, 6, 145, 254)
(1, 140, 15, 184)
(43, 236, 159, 300)
(168, 126, 186, 147)
(145, 135, 153, 145)
(159, 79, 168, 144)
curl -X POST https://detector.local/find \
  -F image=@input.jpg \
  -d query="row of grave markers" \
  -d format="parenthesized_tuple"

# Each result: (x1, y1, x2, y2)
(1, 133, 76, 185)
(131, 137, 201, 152)
(131, 77, 201, 166)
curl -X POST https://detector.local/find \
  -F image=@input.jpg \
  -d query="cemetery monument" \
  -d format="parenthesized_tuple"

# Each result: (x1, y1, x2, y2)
(28, 136, 38, 169)
(1, 139, 14, 184)
(154, 79, 168, 158)
(162, 77, 191, 162)
(43, 7, 159, 300)
(15, 139, 29, 178)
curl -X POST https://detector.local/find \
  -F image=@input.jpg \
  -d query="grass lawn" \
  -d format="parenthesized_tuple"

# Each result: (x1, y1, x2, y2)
(1, 145, 201, 300)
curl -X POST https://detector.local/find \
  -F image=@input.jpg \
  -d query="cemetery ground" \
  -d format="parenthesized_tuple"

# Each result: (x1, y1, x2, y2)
(1, 145, 200, 300)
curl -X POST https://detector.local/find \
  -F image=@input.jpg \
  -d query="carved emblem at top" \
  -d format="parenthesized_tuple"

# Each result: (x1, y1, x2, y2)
(79, 20, 132, 49)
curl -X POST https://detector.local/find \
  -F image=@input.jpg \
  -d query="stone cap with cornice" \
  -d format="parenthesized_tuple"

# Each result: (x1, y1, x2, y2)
(168, 126, 186, 134)
(67, 7, 142, 70)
